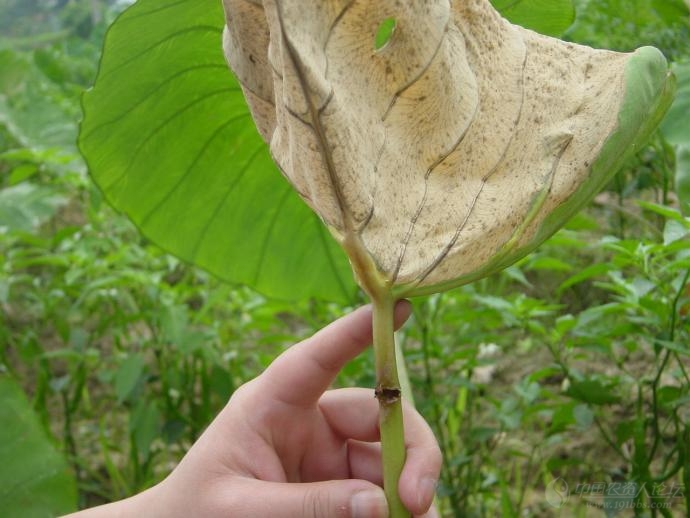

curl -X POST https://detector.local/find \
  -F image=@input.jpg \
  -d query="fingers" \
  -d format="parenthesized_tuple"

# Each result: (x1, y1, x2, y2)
(259, 301, 412, 407)
(347, 440, 382, 486)
(319, 388, 442, 515)
(348, 438, 441, 518)
(220, 477, 388, 518)
(319, 388, 380, 441)
(398, 412, 442, 516)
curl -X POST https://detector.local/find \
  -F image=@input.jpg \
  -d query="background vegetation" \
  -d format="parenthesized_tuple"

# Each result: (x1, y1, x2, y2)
(1, 0, 689, 516)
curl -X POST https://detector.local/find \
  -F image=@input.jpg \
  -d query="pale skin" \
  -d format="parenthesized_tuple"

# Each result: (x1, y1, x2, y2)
(64, 301, 441, 518)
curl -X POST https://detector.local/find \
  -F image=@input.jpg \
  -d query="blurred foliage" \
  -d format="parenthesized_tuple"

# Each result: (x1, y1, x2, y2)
(0, 376, 77, 517)
(566, 0, 690, 61)
(0, 1, 689, 517)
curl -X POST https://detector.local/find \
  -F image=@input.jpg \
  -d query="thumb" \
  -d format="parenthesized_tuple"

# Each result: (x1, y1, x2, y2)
(227, 478, 389, 518)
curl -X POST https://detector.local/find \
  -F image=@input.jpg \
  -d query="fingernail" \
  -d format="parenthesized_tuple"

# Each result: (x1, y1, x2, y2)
(418, 477, 438, 510)
(351, 489, 388, 518)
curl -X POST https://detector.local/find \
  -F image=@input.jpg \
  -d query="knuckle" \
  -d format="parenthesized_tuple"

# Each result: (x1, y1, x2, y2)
(303, 487, 332, 518)
(228, 380, 253, 403)
(431, 442, 443, 469)
(433, 444, 443, 466)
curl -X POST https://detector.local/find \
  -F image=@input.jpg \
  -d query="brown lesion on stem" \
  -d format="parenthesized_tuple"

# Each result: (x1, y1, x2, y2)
(375, 384, 402, 405)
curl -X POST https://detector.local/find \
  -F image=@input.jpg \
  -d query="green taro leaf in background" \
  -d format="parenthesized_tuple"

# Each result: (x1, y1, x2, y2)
(81, 0, 575, 303)
(0, 376, 77, 517)
(661, 61, 690, 147)
(675, 146, 690, 213)
(490, 0, 575, 36)
(0, 48, 78, 149)
(651, 0, 690, 25)
(660, 61, 690, 213)
(80, 0, 356, 303)
(0, 182, 68, 232)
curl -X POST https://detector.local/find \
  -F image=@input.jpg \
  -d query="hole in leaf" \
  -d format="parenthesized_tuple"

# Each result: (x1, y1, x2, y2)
(374, 17, 397, 51)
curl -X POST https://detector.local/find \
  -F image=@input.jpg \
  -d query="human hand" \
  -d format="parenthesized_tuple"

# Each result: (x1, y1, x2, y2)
(66, 302, 441, 518)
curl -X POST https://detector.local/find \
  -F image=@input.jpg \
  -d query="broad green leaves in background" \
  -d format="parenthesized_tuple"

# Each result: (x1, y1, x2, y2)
(566, 0, 690, 213)
(662, 62, 690, 147)
(661, 61, 690, 212)
(80, 0, 356, 303)
(81, 0, 578, 303)
(566, 0, 690, 60)
(676, 146, 690, 212)
(0, 48, 80, 149)
(490, 0, 575, 36)
(0, 182, 67, 232)
(0, 376, 77, 517)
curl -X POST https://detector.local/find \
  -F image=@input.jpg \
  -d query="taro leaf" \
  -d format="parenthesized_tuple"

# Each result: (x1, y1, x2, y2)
(0, 182, 68, 232)
(0, 48, 79, 149)
(661, 61, 690, 148)
(660, 61, 690, 213)
(0, 375, 77, 517)
(651, 0, 690, 24)
(489, 0, 575, 36)
(676, 146, 690, 214)
(222, 0, 674, 299)
(80, 0, 574, 304)
(79, 0, 356, 304)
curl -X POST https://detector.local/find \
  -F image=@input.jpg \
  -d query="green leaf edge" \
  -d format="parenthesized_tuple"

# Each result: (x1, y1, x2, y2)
(396, 46, 676, 299)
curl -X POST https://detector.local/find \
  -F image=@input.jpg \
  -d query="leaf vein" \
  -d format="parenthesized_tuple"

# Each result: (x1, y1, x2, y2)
(274, 3, 350, 230)
(317, 220, 352, 301)
(323, 0, 356, 79)
(188, 145, 266, 262)
(119, 0, 196, 23)
(82, 64, 234, 141)
(252, 186, 292, 287)
(139, 113, 251, 227)
(103, 88, 239, 192)
(382, 20, 450, 122)
(414, 44, 530, 285)
(392, 98, 480, 282)
(100, 26, 223, 82)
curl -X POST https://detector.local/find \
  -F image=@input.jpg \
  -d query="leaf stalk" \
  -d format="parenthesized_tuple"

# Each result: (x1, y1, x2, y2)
(372, 291, 409, 518)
